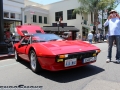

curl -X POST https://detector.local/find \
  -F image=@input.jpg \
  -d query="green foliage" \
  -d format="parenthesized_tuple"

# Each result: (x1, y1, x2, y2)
(107, 0, 120, 14)
(73, 0, 114, 15)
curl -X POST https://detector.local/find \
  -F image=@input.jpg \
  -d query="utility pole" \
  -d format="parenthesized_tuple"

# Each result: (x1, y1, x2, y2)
(0, 0, 8, 54)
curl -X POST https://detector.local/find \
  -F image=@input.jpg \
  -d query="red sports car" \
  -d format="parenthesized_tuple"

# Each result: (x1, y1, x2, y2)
(14, 25, 101, 73)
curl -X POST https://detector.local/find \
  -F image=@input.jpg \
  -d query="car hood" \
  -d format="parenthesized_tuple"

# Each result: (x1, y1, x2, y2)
(40, 40, 99, 54)
(16, 25, 45, 36)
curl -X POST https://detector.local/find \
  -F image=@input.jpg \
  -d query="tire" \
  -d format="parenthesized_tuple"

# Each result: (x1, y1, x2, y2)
(30, 50, 42, 73)
(14, 49, 21, 61)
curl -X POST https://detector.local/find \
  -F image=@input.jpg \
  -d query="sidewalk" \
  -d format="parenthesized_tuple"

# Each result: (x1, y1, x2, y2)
(84, 41, 106, 44)
(0, 53, 14, 60)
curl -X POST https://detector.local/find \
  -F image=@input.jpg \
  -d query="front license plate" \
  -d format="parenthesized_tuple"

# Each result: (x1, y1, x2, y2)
(65, 58, 77, 67)
(83, 57, 97, 63)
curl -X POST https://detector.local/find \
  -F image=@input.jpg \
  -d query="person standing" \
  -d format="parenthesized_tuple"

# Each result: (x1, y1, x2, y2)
(88, 31, 93, 44)
(104, 10, 120, 63)
(77, 33, 81, 40)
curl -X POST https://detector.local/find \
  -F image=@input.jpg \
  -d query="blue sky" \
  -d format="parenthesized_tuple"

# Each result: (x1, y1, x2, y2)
(30, 0, 62, 5)
(115, 3, 120, 13)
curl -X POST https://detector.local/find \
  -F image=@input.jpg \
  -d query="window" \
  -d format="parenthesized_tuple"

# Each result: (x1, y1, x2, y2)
(44, 17, 47, 24)
(33, 15, 37, 23)
(4, 12, 9, 18)
(67, 9, 76, 20)
(21, 37, 30, 44)
(55, 11, 63, 21)
(24, 15, 27, 23)
(16, 14, 21, 19)
(10, 13, 15, 18)
(39, 16, 42, 23)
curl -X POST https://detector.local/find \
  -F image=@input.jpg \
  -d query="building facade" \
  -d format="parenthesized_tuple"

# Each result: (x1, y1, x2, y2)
(3, 0, 24, 33)
(24, 0, 94, 40)
(24, 0, 50, 27)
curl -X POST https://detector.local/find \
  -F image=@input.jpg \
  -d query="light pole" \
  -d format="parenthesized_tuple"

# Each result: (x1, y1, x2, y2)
(0, 0, 8, 54)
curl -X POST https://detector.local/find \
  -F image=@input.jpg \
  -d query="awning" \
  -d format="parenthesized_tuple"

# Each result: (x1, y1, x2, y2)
(42, 26, 79, 32)
(82, 26, 90, 30)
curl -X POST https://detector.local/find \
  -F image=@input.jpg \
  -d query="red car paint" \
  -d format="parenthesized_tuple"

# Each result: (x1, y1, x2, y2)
(14, 25, 101, 71)
(16, 25, 45, 36)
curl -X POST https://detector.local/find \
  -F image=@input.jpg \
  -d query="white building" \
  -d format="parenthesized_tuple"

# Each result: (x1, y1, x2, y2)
(24, 0, 94, 39)
(24, 0, 50, 27)
(3, 0, 24, 33)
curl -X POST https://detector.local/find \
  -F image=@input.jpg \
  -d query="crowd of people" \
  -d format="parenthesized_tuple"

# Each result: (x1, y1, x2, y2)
(87, 10, 120, 64)
(4, 29, 20, 54)
(87, 31, 105, 44)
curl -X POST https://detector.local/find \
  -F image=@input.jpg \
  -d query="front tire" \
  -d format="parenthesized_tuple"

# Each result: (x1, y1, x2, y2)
(14, 49, 21, 61)
(30, 50, 42, 73)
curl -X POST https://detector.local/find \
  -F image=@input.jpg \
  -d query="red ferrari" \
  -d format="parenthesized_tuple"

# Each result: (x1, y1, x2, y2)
(14, 25, 101, 73)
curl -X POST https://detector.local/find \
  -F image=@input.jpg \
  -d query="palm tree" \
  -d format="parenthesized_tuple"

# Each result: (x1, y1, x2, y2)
(73, 0, 114, 33)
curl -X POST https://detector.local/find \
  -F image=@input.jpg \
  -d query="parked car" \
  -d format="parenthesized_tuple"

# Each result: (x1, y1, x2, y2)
(14, 25, 101, 73)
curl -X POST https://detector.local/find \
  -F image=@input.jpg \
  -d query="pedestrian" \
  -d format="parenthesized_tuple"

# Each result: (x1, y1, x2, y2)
(78, 33, 81, 40)
(104, 10, 120, 63)
(88, 31, 93, 44)
(97, 32, 100, 42)
(94, 33, 97, 43)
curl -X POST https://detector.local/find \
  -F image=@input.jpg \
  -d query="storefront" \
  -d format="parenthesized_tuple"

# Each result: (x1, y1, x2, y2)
(4, 19, 21, 34)
(42, 26, 79, 40)
(0, 0, 24, 54)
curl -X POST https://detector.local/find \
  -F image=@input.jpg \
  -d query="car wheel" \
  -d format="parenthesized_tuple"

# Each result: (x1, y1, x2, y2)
(30, 50, 42, 73)
(14, 49, 21, 61)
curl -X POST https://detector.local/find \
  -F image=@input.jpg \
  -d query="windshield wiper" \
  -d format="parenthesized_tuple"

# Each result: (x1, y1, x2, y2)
(49, 39, 64, 41)
(39, 40, 46, 42)
(49, 39, 58, 41)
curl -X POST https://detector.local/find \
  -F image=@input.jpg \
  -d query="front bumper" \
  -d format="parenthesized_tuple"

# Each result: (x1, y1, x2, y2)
(37, 50, 98, 71)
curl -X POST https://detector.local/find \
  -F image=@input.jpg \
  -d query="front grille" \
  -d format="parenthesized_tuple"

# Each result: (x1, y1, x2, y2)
(66, 50, 96, 60)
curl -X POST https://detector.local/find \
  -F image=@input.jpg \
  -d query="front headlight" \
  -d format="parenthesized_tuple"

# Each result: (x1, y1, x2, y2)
(59, 54, 68, 58)
(96, 49, 101, 53)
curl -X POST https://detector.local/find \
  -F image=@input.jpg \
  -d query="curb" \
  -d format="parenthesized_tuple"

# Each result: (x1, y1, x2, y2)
(83, 41, 106, 44)
(0, 54, 15, 60)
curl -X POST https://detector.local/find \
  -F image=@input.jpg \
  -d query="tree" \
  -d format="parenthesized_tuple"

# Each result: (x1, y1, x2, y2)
(73, 0, 114, 33)
(107, 0, 120, 15)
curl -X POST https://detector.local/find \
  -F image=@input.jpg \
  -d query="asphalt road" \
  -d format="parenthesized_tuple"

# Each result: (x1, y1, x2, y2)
(0, 43, 120, 90)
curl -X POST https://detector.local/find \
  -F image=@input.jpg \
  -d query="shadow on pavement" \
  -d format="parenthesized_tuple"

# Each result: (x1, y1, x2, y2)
(19, 60, 104, 83)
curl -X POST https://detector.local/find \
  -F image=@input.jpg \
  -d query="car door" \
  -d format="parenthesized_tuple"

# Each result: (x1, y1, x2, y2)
(17, 36, 30, 60)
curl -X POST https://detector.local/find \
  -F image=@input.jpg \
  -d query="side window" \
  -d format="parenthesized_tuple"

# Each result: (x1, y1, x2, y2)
(21, 37, 30, 44)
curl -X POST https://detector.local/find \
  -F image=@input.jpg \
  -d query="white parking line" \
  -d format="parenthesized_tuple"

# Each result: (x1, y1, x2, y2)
(0, 62, 18, 68)
(0, 59, 15, 62)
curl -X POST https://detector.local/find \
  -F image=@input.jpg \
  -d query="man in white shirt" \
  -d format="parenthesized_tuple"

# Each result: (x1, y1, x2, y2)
(104, 10, 120, 63)
(88, 31, 93, 44)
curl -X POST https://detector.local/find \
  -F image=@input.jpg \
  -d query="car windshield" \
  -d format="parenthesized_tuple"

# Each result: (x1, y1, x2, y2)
(32, 33, 64, 42)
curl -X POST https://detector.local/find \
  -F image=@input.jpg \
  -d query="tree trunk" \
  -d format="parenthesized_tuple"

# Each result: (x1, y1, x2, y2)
(94, 11, 98, 33)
